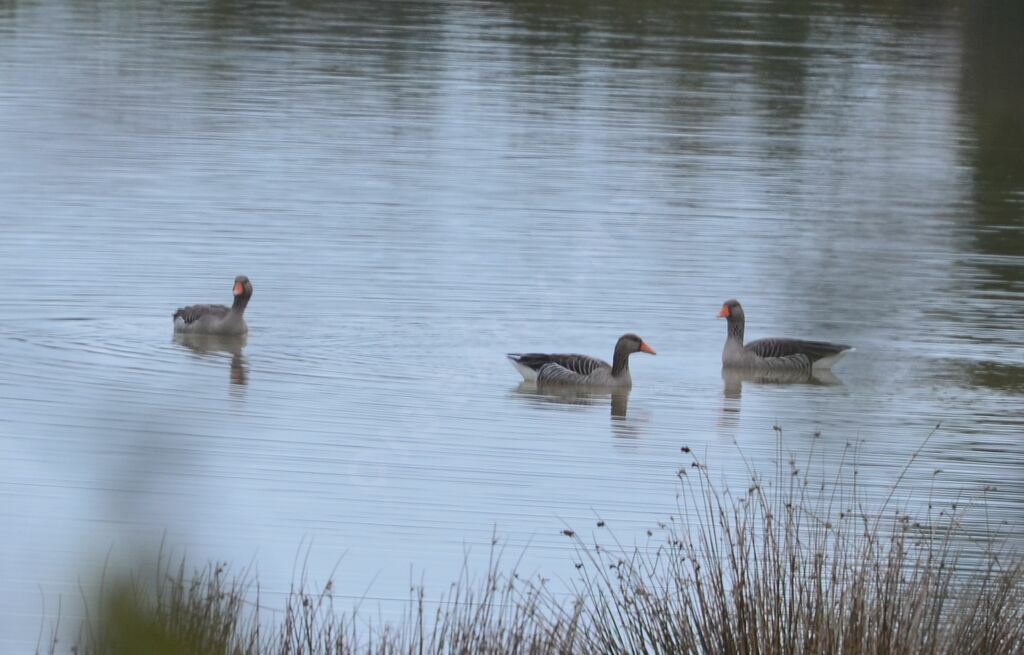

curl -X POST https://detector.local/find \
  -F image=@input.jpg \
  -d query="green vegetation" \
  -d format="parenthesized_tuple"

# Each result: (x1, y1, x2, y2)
(50, 432, 1024, 654)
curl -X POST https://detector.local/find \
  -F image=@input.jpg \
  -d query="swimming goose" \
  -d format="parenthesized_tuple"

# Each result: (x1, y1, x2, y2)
(173, 276, 252, 336)
(507, 333, 655, 388)
(718, 299, 852, 370)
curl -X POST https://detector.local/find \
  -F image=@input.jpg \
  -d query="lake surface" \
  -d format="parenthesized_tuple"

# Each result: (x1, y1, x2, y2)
(1, 1, 1022, 649)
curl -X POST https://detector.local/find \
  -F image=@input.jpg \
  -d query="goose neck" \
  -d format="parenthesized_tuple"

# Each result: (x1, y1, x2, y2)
(611, 346, 630, 377)
(728, 316, 745, 343)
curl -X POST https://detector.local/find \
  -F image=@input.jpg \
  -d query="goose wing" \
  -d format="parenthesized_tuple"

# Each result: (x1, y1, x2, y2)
(174, 304, 230, 325)
(536, 354, 612, 385)
(509, 353, 609, 376)
(533, 362, 591, 385)
(745, 338, 851, 363)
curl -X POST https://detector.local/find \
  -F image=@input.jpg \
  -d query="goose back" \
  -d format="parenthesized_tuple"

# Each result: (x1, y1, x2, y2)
(512, 353, 609, 378)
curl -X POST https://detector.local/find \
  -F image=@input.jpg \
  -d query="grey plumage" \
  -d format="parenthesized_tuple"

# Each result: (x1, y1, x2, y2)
(745, 337, 849, 362)
(174, 304, 231, 325)
(514, 353, 605, 379)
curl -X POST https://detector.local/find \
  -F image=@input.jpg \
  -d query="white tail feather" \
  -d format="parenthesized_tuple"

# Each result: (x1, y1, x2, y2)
(507, 356, 538, 382)
(812, 347, 854, 371)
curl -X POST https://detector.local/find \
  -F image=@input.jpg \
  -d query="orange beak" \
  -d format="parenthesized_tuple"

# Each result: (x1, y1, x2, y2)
(717, 305, 730, 318)
(233, 281, 244, 296)
(640, 342, 656, 355)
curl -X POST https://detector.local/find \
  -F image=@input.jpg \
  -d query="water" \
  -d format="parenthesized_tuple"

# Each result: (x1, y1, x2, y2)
(1, 1, 1022, 649)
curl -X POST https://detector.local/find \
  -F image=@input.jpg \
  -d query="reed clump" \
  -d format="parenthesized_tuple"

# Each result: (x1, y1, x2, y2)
(578, 435, 1024, 654)
(60, 432, 1024, 655)
(66, 549, 582, 655)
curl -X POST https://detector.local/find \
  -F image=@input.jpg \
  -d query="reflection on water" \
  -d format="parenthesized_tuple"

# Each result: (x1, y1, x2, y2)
(512, 383, 645, 439)
(173, 333, 248, 386)
(716, 366, 843, 438)
(721, 367, 843, 400)
(513, 383, 630, 418)
(961, 5, 1024, 296)
(953, 360, 1024, 394)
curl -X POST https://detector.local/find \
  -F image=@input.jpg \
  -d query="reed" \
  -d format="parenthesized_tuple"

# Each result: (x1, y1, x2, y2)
(58, 430, 1024, 655)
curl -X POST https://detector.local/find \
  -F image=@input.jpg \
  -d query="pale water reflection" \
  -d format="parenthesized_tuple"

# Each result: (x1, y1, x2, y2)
(0, 0, 1022, 651)
(173, 333, 249, 387)
(721, 368, 844, 399)
(717, 368, 844, 437)
(513, 383, 632, 420)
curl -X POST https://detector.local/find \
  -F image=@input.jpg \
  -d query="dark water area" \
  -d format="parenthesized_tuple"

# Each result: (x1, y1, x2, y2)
(1, 1, 1022, 649)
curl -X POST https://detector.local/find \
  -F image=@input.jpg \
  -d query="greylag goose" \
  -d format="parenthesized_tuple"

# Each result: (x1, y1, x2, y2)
(718, 299, 852, 370)
(507, 333, 655, 388)
(173, 276, 252, 336)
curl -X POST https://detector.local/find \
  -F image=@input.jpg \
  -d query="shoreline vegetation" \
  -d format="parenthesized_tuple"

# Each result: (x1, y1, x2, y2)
(46, 429, 1024, 655)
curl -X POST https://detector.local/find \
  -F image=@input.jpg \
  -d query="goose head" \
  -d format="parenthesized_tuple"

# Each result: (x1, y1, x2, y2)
(615, 333, 656, 357)
(717, 299, 745, 340)
(717, 299, 744, 321)
(232, 276, 253, 300)
(232, 275, 253, 310)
